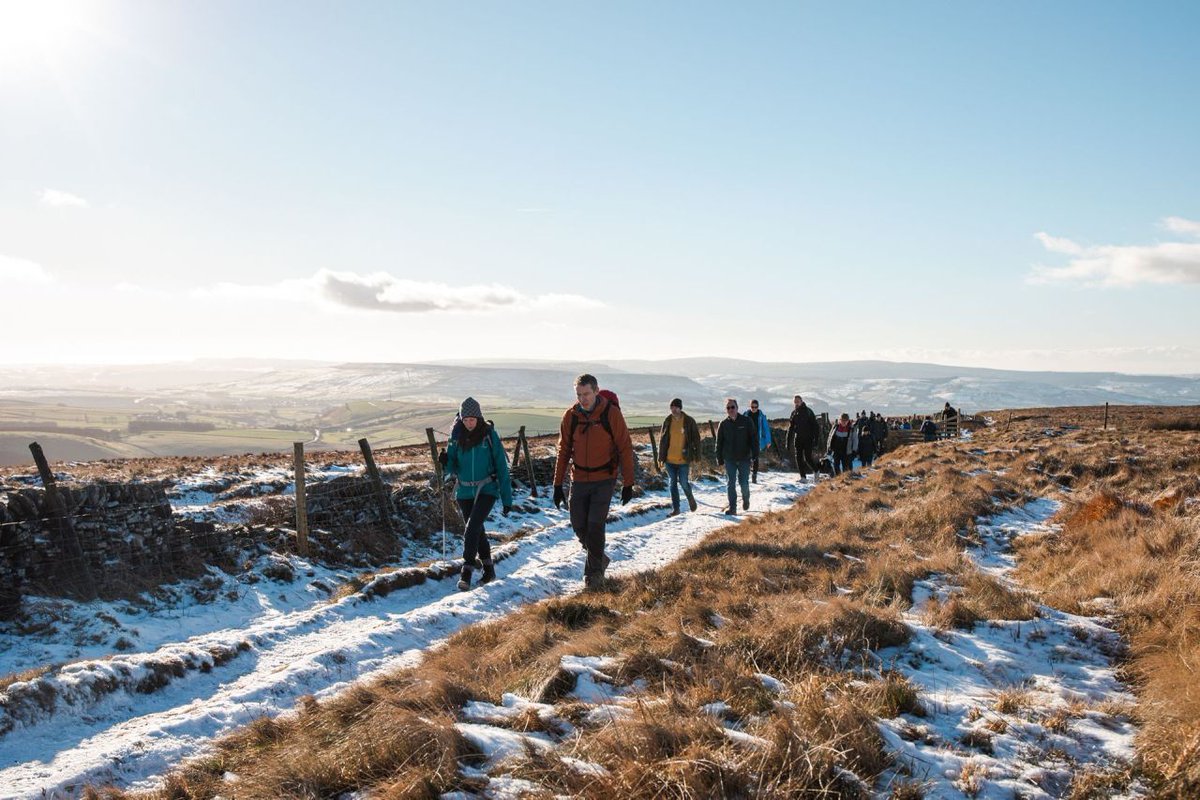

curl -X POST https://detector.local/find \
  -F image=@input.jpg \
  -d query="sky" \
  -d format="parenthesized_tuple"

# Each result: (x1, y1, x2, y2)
(1, 1, 1198, 374)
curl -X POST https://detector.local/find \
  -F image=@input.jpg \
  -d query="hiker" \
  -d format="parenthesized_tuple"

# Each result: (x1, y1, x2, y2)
(942, 402, 958, 422)
(553, 374, 636, 590)
(858, 420, 876, 467)
(437, 397, 513, 590)
(921, 415, 938, 442)
(659, 397, 701, 515)
(786, 394, 819, 481)
(827, 412, 858, 475)
(716, 397, 758, 514)
(870, 412, 888, 454)
(744, 399, 771, 483)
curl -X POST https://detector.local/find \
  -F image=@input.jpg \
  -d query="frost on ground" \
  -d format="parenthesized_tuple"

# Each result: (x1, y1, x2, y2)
(420, 497, 1148, 800)
(0, 471, 805, 799)
(875, 498, 1145, 799)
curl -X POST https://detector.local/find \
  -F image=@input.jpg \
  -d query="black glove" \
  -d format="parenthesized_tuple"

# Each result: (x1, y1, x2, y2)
(717, 460, 724, 467)
(437, 449, 448, 467)
(553, 485, 565, 509)
(503, 505, 512, 517)
(752, 457, 759, 470)
(621, 485, 633, 505)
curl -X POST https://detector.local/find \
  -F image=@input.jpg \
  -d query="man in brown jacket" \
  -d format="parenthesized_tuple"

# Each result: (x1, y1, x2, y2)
(658, 397, 700, 515)
(554, 373, 635, 590)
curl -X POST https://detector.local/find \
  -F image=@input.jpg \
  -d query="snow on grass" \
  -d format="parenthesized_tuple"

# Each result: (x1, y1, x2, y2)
(875, 497, 1145, 799)
(0, 470, 807, 799)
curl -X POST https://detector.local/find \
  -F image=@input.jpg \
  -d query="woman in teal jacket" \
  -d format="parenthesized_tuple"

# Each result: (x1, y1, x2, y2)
(439, 397, 513, 590)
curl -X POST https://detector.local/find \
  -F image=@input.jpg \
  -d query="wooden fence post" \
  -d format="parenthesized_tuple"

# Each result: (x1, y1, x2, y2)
(1103, 402, 1109, 430)
(29, 442, 97, 600)
(425, 428, 443, 485)
(358, 437, 394, 533)
(647, 426, 660, 473)
(520, 429, 538, 497)
(293, 442, 309, 557)
(511, 425, 524, 470)
(707, 419, 717, 440)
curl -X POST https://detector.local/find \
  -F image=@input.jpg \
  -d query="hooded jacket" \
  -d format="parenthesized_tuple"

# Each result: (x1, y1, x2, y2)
(744, 409, 772, 452)
(444, 423, 513, 507)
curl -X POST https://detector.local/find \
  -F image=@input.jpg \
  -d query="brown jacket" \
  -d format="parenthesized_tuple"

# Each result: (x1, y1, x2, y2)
(554, 395, 635, 486)
(659, 412, 702, 464)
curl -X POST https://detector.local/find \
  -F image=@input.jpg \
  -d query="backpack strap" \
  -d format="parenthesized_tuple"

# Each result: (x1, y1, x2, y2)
(568, 401, 617, 473)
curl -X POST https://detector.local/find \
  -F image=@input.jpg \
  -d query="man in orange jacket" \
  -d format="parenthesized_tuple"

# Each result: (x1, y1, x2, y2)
(553, 373, 635, 590)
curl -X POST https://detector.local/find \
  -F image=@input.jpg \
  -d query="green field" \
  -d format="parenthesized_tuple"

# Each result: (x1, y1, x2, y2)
(0, 397, 668, 466)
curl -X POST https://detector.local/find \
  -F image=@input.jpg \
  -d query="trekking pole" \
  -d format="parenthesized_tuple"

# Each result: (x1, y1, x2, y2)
(440, 470, 448, 562)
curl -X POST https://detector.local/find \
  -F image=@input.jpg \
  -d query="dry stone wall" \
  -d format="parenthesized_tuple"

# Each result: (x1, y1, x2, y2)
(0, 481, 219, 618)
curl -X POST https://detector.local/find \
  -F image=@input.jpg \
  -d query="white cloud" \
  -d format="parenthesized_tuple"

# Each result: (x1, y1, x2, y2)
(1033, 232, 1085, 255)
(0, 253, 53, 283)
(1161, 216, 1200, 237)
(38, 188, 90, 208)
(1030, 219, 1200, 287)
(193, 269, 603, 314)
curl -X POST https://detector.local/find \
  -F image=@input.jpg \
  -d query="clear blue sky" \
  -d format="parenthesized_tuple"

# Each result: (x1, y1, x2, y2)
(2, 1, 1198, 372)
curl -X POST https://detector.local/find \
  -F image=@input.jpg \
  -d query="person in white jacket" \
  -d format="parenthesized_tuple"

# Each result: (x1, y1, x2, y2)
(827, 412, 858, 475)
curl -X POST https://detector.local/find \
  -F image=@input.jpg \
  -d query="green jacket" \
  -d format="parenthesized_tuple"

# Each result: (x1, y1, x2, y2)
(445, 425, 513, 507)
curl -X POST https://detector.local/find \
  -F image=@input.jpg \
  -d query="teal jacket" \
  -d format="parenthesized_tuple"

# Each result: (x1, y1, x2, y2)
(445, 425, 514, 508)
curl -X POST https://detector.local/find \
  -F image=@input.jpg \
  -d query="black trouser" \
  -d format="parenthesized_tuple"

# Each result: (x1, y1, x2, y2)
(831, 442, 852, 475)
(859, 445, 875, 467)
(794, 440, 817, 477)
(458, 493, 495, 564)
(569, 478, 614, 577)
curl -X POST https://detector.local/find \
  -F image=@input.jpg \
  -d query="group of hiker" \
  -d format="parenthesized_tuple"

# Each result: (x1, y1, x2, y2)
(439, 374, 958, 593)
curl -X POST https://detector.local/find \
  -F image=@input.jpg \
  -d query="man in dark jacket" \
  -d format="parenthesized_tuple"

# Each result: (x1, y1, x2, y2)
(716, 398, 758, 514)
(786, 394, 819, 481)
(659, 398, 701, 515)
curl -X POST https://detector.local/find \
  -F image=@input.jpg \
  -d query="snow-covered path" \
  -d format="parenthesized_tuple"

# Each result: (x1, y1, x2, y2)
(0, 472, 806, 800)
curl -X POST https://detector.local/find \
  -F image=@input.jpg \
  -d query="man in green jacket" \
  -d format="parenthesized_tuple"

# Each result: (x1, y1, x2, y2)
(659, 397, 701, 515)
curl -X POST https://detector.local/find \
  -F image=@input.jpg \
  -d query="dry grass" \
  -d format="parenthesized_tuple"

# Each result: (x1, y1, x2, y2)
(91, 404, 1200, 798)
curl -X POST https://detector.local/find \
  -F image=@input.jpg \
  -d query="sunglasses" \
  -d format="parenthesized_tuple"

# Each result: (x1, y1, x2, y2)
(726, 405, 737, 409)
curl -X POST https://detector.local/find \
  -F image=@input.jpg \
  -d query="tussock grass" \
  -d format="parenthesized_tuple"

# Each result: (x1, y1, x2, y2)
(97, 405, 1200, 798)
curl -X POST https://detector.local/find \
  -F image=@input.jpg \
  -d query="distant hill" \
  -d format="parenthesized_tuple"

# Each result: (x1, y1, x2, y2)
(2, 358, 1197, 416)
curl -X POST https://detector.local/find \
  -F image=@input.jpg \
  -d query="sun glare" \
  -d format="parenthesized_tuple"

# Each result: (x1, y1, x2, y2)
(0, 0, 94, 67)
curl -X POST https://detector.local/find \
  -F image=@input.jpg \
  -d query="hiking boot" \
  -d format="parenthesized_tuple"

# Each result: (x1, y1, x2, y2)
(457, 565, 473, 591)
(724, 507, 737, 516)
(687, 497, 697, 512)
(668, 509, 681, 517)
(584, 573, 605, 592)
(742, 498, 750, 511)
(479, 558, 496, 585)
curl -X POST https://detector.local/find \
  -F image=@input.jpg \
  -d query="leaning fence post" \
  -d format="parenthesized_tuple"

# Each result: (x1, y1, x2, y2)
(647, 426, 660, 473)
(511, 425, 524, 470)
(293, 442, 310, 557)
(520, 429, 538, 497)
(29, 442, 97, 600)
(358, 437, 394, 534)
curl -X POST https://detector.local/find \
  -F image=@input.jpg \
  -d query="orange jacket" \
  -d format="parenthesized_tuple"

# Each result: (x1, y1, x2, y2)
(553, 395, 635, 486)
